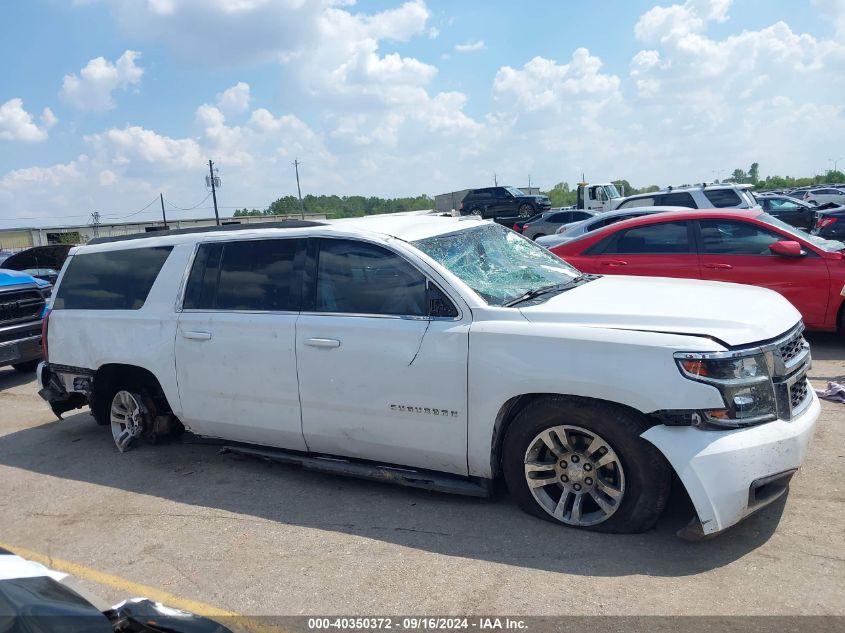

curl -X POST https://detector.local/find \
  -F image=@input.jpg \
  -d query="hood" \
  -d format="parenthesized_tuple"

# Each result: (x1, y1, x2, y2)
(0, 268, 42, 288)
(2, 244, 72, 271)
(518, 275, 801, 347)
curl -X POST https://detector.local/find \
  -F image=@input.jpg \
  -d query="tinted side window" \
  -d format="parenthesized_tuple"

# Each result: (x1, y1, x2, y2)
(548, 212, 570, 223)
(618, 197, 654, 209)
(658, 192, 696, 207)
(591, 213, 639, 230)
(603, 222, 691, 254)
(316, 239, 426, 316)
(699, 220, 781, 255)
(54, 246, 172, 310)
(703, 189, 742, 207)
(571, 211, 592, 221)
(184, 239, 301, 311)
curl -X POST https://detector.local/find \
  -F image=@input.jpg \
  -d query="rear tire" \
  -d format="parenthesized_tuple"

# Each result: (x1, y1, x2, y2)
(502, 396, 671, 533)
(470, 207, 483, 216)
(11, 360, 40, 373)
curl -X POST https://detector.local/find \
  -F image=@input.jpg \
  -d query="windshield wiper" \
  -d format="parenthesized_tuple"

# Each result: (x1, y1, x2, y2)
(504, 275, 594, 307)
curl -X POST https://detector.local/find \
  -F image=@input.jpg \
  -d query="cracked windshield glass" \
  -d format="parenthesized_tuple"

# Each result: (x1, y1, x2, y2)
(414, 223, 580, 306)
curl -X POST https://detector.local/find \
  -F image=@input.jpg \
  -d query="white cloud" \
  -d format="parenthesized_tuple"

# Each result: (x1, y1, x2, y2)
(0, 99, 57, 142)
(61, 50, 144, 112)
(215, 82, 251, 115)
(455, 40, 485, 52)
(635, 0, 731, 42)
(85, 125, 204, 170)
(494, 48, 621, 111)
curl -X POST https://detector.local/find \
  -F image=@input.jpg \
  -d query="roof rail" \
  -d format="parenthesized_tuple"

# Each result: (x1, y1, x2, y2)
(86, 219, 327, 245)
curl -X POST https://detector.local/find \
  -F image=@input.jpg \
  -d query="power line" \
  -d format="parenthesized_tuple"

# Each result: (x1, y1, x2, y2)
(163, 193, 212, 211)
(100, 196, 160, 219)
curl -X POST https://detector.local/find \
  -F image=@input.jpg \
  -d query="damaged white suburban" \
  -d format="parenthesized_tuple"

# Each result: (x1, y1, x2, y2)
(37, 216, 818, 538)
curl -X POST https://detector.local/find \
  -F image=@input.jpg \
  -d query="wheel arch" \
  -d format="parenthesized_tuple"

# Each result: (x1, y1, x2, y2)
(488, 392, 657, 480)
(91, 363, 173, 425)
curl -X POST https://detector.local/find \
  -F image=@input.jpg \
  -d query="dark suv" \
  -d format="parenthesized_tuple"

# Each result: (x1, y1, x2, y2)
(460, 187, 551, 218)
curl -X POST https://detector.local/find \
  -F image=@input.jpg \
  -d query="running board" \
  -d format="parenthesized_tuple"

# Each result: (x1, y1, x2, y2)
(221, 445, 492, 498)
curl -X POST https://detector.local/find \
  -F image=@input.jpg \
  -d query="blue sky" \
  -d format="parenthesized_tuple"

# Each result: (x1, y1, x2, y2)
(1, 0, 844, 226)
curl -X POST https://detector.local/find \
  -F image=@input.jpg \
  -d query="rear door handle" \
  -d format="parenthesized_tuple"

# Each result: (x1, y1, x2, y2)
(703, 263, 733, 270)
(602, 260, 628, 266)
(304, 337, 341, 348)
(182, 331, 212, 341)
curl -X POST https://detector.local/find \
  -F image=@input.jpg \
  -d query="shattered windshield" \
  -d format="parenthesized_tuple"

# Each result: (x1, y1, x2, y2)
(412, 223, 581, 306)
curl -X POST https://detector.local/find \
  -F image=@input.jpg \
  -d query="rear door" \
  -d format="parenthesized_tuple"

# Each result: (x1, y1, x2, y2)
(695, 219, 830, 327)
(296, 237, 470, 474)
(579, 220, 700, 278)
(174, 237, 307, 449)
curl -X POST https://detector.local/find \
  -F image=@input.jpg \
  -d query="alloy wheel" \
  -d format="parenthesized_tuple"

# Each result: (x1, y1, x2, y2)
(523, 424, 626, 526)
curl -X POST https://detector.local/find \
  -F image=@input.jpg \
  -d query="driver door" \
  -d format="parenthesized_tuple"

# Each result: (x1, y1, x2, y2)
(296, 237, 470, 475)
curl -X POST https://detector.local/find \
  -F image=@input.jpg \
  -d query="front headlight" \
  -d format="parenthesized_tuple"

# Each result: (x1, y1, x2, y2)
(675, 352, 777, 429)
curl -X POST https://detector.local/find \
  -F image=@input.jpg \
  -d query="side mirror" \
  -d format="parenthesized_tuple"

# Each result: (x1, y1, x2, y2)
(770, 240, 804, 257)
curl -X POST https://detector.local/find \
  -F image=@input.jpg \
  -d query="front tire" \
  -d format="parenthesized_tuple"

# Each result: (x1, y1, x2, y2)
(518, 204, 534, 218)
(502, 397, 670, 533)
(533, 233, 546, 240)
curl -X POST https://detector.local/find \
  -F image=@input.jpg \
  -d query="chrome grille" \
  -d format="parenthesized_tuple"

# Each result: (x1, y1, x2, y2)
(790, 376, 809, 410)
(778, 334, 806, 367)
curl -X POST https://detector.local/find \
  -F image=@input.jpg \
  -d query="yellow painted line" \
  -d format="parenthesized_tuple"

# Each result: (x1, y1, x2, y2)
(0, 542, 285, 633)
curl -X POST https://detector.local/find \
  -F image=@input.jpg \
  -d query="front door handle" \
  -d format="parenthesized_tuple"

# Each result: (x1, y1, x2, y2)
(703, 263, 733, 270)
(182, 331, 212, 341)
(304, 337, 341, 348)
(602, 260, 628, 266)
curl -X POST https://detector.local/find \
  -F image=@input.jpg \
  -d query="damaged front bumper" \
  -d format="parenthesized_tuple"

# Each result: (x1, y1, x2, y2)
(642, 390, 820, 538)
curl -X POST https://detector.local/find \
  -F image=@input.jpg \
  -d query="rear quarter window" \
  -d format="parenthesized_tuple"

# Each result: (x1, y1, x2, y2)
(53, 246, 173, 310)
(703, 189, 742, 207)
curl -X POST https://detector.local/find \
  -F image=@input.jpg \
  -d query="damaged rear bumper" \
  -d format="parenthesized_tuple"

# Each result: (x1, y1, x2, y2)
(642, 390, 820, 537)
(36, 362, 89, 418)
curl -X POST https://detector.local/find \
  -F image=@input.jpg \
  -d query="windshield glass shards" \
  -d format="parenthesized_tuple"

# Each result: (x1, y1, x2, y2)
(413, 223, 582, 306)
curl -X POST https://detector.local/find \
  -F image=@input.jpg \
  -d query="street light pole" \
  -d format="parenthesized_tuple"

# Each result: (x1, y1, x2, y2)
(829, 157, 844, 175)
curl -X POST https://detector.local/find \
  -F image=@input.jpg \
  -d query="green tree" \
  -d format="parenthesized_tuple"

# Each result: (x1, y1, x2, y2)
(749, 162, 759, 184)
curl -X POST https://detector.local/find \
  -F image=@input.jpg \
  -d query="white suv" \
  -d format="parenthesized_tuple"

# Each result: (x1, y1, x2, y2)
(614, 184, 759, 210)
(37, 216, 818, 537)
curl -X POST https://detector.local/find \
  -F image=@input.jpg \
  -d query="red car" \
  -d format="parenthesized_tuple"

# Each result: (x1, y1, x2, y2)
(551, 209, 845, 332)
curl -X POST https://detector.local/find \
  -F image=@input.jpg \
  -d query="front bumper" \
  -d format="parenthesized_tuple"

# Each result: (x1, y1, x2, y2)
(641, 390, 820, 537)
(0, 320, 42, 368)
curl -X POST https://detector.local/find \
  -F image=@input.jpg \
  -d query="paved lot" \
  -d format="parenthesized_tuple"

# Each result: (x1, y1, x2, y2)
(1, 333, 844, 618)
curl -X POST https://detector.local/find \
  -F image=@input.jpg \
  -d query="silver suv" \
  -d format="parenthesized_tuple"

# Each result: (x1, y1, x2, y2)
(614, 184, 759, 211)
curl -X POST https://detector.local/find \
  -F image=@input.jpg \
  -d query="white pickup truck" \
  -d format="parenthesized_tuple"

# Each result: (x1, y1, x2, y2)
(37, 215, 818, 538)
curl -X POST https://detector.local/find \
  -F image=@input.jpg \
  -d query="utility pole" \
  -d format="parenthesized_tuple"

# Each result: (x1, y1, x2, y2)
(91, 211, 101, 238)
(493, 173, 498, 186)
(293, 159, 304, 220)
(159, 193, 168, 227)
(528, 174, 532, 192)
(208, 159, 220, 226)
